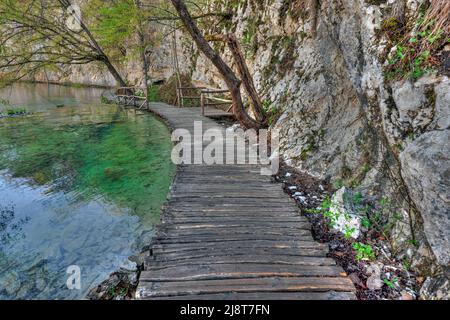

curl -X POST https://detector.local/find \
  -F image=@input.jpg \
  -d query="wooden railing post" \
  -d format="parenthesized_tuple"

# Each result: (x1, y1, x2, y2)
(201, 91, 205, 116)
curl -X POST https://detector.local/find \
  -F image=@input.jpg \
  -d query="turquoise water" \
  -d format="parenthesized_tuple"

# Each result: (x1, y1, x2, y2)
(0, 83, 175, 299)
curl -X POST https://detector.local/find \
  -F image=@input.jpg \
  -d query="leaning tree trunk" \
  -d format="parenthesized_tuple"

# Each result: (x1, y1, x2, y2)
(207, 34, 266, 124)
(135, 0, 150, 105)
(58, 0, 127, 87)
(170, 0, 266, 129)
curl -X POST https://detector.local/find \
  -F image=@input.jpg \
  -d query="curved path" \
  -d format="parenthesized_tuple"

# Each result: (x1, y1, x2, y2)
(136, 102, 356, 300)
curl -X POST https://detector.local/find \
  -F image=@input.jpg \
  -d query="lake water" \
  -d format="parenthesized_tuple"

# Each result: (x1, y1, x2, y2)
(0, 83, 175, 299)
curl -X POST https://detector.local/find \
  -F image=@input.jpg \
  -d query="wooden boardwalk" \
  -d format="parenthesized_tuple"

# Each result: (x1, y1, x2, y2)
(135, 103, 356, 300)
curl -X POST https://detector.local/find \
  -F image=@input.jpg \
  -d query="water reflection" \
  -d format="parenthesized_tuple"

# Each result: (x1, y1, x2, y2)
(0, 83, 175, 299)
(0, 82, 105, 112)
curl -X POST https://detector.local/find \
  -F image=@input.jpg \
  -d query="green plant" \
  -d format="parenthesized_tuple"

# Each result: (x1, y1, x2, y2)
(361, 217, 371, 229)
(147, 85, 159, 102)
(0, 98, 10, 105)
(383, 277, 398, 289)
(300, 143, 314, 160)
(352, 192, 363, 206)
(333, 179, 344, 189)
(101, 95, 110, 104)
(408, 238, 419, 247)
(352, 242, 376, 261)
(402, 258, 412, 271)
(383, 2, 449, 81)
(4, 107, 27, 116)
(343, 225, 356, 240)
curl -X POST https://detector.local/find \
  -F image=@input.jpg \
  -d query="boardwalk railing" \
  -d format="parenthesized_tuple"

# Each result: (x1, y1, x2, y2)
(175, 86, 234, 118)
(176, 86, 205, 108)
(200, 89, 233, 116)
(117, 86, 148, 109)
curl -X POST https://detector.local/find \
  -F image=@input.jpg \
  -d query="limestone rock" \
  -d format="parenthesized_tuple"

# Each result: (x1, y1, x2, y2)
(420, 275, 450, 300)
(366, 263, 383, 290)
(330, 187, 361, 239)
(400, 130, 450, 267)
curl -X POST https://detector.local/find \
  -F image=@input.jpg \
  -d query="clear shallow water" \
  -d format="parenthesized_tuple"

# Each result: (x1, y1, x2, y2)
(0, 83, 175, 299)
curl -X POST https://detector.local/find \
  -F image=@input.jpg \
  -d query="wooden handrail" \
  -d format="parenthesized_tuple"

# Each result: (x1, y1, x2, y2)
(177, 86, 206, 90)
(200, 88, 233, 116)
(205, 96, 232, 103)
(116, 86, 148, 109)
(201, 89, 230, 94)
(176, 85, 206, 107)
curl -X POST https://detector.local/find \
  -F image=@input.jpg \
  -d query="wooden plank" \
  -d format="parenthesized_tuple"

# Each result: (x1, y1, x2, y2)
(151, 248, 329, 261)
(140, 264, 345, 282)
(146, 256, 337, 269)
(146, 291, 357, 300)
(151, 240, 327, 252)
(160, 225, 311, 234)
(153, 234, 314, 244)
(160, 221, 310, 230)
(164, 210, 301, 216)
(137, 277, 355, 298)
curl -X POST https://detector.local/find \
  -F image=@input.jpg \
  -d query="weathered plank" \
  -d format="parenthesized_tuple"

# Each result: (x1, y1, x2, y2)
(146, 291, 356, 300)
(137, 277, 356, 298)
(140, 264, 345, 281)
(146, 256, 337, 269)
(149, 248, 330, 261)
(154, 234, 314, 244)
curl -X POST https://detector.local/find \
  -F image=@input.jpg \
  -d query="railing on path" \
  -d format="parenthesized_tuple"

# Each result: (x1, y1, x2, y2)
(116, 87, 148, 109)
(200, 88, 233, 117)
(176, 86, 205, 108)
(175, 85, 234, 118)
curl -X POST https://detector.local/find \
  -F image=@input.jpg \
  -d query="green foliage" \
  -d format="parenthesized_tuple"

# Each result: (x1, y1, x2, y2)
(1, 107, 27, 116)
(6, 108, 26, 115)
(147, 85, 160, 102)
(300, 143, 314, 161)
(306, 196, 355, 233)
(402, 258, 412, 271)
(352, 242, 376, 261)
(383, 3, 449, 81)
(261, 100, 280, 126)
(361, 217, 371, 229)
(333, 179, 344, 189)
(343, 225, 356, 240)
(87, 0, 138, 57)
(408, 238, 419, 247)
(242, 18, 260, 58)
(383, 277, 398, 289)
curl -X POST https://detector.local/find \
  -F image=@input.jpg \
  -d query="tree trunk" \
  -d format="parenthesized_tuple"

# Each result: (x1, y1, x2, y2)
(135, 0, 150, 106)
(58, 0, 127, 87)
(139, 31, 150, 105)
(310, 0, 319, 38)
(208, 34, 266, 124)
(101, 56, 127, 87)
(170, 0, 265, 129)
